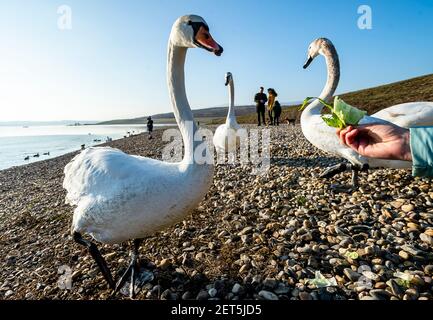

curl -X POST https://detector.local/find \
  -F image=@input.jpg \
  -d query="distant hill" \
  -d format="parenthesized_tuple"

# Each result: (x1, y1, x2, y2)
(0, 120, 98, 127)
(96, 74, 433, 125)
(336, 74, 433, 113)
(96, 105, 259, 125)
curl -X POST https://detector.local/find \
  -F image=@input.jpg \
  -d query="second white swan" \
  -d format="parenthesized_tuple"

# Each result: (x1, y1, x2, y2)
(301, 38, 411, 189)
(213, 72, 241, 154)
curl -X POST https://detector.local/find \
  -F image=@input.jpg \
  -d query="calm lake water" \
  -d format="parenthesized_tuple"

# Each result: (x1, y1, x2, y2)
(0, 124, 162, 171)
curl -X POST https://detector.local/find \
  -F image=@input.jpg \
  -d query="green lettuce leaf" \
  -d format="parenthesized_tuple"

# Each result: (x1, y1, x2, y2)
(301, 96, 367, 128)
(300, 97, 334, 112)
(321, 114, 344, 129)
(333, 96, 367, 127)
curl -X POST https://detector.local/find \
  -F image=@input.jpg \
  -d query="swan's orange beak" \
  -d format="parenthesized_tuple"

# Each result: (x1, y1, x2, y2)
(195, 26, 223, 56)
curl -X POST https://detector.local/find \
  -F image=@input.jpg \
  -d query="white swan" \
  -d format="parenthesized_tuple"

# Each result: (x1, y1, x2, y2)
(301, 38, 411, 188)
(213, 72, 241, 154)
(63, 15, 223, 297)
(372, 102, 433, 128)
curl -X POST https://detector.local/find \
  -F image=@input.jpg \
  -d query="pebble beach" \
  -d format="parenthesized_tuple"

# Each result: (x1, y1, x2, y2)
(1, 124, 433, 300)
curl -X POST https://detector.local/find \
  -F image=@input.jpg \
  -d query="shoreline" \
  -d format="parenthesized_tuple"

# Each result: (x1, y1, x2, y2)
(1, 125, 433, 300)
(0, 126, 174, 173)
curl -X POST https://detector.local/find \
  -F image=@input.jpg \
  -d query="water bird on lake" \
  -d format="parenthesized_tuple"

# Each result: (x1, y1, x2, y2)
(63, 15, 223, 298)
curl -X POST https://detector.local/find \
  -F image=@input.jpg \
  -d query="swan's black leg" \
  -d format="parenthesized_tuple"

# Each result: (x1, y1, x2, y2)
(349, 164, 370, 191)
(112, 238, 142, 298)
(348, 164, 370, 191)
(320, 163, 348, 179)
(351, 166, 359, 190)
(73, 232, 115, 289)
(321, 163, 369, 192)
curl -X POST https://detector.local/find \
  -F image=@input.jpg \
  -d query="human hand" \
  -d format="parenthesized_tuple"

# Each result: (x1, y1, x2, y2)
(337, 124, 412, 161)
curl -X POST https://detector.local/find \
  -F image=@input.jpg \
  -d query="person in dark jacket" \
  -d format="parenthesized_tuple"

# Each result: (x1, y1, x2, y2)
(147, 116, 154, 139)
(254, 87, 267, 126)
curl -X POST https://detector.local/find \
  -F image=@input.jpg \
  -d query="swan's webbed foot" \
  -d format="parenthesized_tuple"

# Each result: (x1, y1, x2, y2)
(73, 232, 115, 289)
(112, 239, 142, 299)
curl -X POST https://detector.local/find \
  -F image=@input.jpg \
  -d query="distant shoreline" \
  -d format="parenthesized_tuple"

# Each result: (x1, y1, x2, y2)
(0, 125, 180, 173)
(0, 125, 174, 172)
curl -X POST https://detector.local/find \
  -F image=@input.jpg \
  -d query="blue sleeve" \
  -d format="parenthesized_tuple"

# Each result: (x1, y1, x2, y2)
(410, 127, 433, 178)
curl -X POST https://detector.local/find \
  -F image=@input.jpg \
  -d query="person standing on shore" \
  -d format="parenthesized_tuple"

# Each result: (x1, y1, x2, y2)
(267, 88, 278, 126)
(147, 116, 154, 140)
(254, 87, 267, 126)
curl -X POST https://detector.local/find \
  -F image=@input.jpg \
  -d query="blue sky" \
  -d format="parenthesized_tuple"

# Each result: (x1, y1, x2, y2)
(1, 0, 433, 121)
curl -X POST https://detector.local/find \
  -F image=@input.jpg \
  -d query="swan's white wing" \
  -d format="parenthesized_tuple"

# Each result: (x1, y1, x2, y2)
(213, 125, 227, 152)
(301, 114, 342, 156)
(63, 147, 160, 206)
(63, 147, 209, 243)
(213, 124, 240, 154)
(373, 102, 433, 128)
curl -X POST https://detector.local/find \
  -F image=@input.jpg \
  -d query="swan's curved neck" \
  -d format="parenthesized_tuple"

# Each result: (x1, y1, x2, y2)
(226, 80, 235, 124)
(303, 46, 340, 117)
(167, 44, 199, 164)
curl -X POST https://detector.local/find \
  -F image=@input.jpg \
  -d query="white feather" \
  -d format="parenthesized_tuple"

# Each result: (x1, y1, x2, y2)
(373, 102, 433, 128)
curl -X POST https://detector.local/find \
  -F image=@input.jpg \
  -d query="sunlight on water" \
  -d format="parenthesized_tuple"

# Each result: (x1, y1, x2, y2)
(0, 124, 160, 170)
